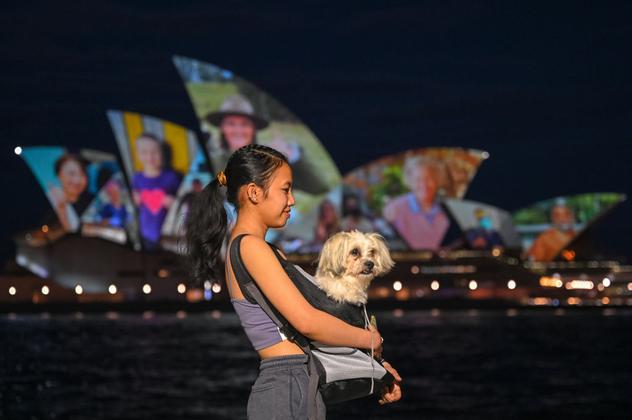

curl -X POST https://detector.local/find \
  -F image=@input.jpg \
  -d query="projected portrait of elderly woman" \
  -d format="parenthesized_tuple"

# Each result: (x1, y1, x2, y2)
(383, 156, 450, 250)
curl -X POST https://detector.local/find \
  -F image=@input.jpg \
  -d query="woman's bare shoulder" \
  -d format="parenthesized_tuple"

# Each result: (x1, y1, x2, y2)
(239, 235, 276, 262)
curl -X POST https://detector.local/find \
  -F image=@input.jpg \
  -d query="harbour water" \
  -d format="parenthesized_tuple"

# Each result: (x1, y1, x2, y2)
(2, 309, 632, 419)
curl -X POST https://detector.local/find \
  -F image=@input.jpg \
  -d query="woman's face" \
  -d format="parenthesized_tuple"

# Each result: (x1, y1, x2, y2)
(136, 137, 163, 173)
(258, 163, 295, 228)
(58, 159, 87, 202)
(407, 165, 438, 204)
(220, 115, 256, 151)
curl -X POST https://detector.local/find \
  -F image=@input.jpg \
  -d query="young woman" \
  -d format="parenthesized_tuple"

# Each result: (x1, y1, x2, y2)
(186, 144, 401, 419)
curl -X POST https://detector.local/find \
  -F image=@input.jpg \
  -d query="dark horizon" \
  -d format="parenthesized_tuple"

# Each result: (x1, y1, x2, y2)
(2, 1, 631, 266)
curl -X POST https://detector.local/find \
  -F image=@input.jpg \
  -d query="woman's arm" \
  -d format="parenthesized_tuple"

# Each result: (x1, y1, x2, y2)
(239, 235, 382, 351)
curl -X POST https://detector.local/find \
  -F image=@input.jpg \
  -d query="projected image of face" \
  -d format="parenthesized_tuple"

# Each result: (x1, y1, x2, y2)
(551, 204, 575, 232)
(136, 135, 163, 176)
(526, 202, 577, 262)
(220, 115, 256, 151)
(131, 133, 182, 250)
(405, 161, 440, 209)
(57, 156, 88, 203)
(49, 153, 95, 232)
(383, 156, 450, 250)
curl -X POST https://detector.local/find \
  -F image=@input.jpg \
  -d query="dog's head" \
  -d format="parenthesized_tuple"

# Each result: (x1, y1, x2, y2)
(317, 230, 395, 281)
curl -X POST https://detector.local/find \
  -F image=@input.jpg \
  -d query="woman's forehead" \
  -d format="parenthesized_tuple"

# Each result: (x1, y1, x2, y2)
(222, 115, 253, 125)
(272, 163, 292, 183)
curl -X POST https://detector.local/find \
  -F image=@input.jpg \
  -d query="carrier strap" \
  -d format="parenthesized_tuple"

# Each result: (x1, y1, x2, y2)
(229, 234, 321, 419)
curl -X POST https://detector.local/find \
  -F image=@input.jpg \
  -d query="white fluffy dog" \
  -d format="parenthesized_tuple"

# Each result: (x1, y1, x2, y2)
(316, 230, 394, 305)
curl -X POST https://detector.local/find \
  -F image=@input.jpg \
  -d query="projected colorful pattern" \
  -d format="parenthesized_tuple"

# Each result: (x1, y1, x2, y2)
(343, 148, 488, 251)
(173, 56, 340, 196)
(444, 199, 521, 250)
(19, 147, 137, 245)
(107, 110, 208, 251)
(513, 193, 626, 261)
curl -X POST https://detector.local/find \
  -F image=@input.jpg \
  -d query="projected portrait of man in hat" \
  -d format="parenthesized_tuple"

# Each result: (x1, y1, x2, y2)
(205, 94, 328, 194)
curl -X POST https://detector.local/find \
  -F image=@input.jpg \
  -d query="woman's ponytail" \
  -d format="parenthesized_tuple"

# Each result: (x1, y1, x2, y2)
(184, 178, 227, 286)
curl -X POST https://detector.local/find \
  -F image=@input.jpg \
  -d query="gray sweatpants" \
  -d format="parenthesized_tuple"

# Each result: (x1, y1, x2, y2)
(247, 354, 326, 420)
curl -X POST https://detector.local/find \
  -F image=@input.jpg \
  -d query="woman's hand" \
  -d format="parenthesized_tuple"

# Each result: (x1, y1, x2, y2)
(162, 194, 175, 208)
(49, 185, 67, 209)
(368, 325, 383, 359)
(378, 361, 402, 405)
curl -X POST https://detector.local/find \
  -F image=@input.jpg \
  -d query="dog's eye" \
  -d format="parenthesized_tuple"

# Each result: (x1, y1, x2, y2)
(369, 249, 375, 257)
(350, 248, 360, 257)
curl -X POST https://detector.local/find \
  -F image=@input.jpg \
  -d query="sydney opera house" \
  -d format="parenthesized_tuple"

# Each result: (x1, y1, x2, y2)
(3, 56, 631, 307)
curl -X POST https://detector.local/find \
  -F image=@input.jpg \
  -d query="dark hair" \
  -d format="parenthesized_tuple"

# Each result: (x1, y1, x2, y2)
(54, 153, 88, 176)
(136, 132, 161, 144)
(184, 144, 288, 286)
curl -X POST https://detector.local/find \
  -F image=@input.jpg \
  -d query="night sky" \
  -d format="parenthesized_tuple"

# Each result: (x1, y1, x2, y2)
(1, 1, 631, 266)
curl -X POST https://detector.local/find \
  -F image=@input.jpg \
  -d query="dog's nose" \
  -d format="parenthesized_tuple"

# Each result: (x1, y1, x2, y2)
(364, 261, 374, 270)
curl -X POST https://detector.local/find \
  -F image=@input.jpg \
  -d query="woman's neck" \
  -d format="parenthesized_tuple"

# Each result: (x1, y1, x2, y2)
(232, 212, 267, 239)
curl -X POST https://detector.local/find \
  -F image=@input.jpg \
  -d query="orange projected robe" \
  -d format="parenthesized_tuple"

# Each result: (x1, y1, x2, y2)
(527, 228, 575, 262)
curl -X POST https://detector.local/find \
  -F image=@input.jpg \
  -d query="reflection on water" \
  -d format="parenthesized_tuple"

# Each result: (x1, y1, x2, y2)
(2, 309, 632, 419)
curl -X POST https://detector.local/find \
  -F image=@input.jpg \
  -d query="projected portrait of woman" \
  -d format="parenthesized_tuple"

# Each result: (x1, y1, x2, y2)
(49, 153, 95, 232)
(205, 95, 304, 181)
(383, 156, 450, 250)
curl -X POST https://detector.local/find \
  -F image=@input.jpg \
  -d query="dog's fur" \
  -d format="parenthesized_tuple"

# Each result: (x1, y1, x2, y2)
(316, 230, 394, 305)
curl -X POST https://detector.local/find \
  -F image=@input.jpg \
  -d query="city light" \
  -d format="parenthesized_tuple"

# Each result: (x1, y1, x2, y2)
(531, 297, 551, 306)
(567, 297, 582, 305)
(204, 280, 212, 290)
(211, 283, 222, 293)
(410, 265, 420, 274)
(9, 286, 16, 295)
(108, 284, 117, 294)
(507, 280, 516, 290)
(602, 277, 611, 287)
(565, 280, 594, 290)
(41, 285, 50, 295)
(14, 146, 22, 155)
(142, 284, 152, 294)
(540, 276, 564, 288)
(602, 297, 610, 305)
(430, 280, 440, 291)
(158, 269, 169, 278)
(468, 280, 478, 290)
(491, 247, 502, 257)
(392, 281, 403, 291)
(177, 283, 186, 294)
(74, 285, 83, 295)
(628, 283, 632, 291)
(41, 225, 49, 233)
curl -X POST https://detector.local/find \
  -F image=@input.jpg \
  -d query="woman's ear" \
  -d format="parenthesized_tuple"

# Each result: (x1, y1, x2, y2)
(246, 183, 260, 204)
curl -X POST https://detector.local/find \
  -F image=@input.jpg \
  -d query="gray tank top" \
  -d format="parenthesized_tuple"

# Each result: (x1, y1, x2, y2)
(231, 298, 286, 350)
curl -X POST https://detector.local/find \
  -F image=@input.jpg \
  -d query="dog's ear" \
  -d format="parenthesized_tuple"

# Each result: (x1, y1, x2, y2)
(317, 232, 348, 277)
(368, 232, 394, 275)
